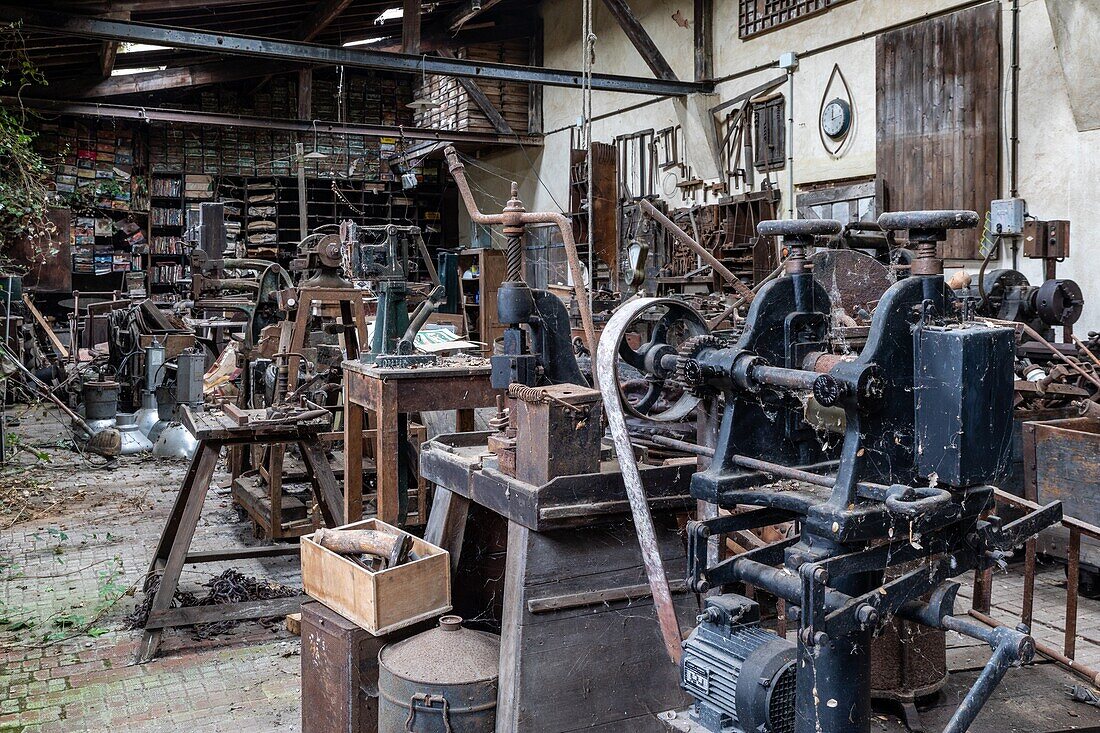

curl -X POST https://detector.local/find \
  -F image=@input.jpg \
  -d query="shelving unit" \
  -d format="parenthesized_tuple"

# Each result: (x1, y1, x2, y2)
(457, 248, 506, 354)
(149, 172, 187, 295)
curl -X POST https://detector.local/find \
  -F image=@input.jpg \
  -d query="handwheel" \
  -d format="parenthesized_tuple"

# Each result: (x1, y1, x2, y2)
(604, 297, 710, 423)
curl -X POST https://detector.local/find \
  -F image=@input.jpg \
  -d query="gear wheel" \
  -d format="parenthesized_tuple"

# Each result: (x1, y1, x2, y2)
(674, 335, 726, 393)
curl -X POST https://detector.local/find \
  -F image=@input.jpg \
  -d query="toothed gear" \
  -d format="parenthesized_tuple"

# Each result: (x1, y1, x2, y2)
(675, 335, 725, 393)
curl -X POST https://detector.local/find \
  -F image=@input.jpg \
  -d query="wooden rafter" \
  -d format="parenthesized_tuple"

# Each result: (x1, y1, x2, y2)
(98, 10, 129, 78)
(599, 0, 677, 81)
(402, 0, 421, 54)
(448, 0, 506, 33)
(295, 0, 355, 42)
(52, 58, 309, 99)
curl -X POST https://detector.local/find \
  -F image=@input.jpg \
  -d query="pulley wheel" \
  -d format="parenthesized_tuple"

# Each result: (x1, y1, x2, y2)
(601, 297, 710, 423)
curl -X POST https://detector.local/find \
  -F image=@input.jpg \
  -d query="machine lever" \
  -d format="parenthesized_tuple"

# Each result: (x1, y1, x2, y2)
(983, 500, 1063, 551)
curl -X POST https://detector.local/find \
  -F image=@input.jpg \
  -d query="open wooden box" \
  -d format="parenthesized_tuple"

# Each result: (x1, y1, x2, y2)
(300, 518, 451, 636)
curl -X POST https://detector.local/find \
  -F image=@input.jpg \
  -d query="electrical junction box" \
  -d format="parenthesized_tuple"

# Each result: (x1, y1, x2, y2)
(990, 198, 1026, 236)
(778, 51, 799, 70)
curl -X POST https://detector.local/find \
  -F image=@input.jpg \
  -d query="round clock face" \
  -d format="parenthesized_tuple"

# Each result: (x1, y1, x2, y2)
(821, 98, 851, 140)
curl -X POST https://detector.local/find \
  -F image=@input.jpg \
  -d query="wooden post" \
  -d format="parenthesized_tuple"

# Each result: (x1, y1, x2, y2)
(402, 0, 421, 55)
(694, 0, 713, 82)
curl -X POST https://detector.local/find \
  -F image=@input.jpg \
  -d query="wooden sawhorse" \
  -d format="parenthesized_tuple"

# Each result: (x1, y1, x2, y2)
(137, 406, 343, 663)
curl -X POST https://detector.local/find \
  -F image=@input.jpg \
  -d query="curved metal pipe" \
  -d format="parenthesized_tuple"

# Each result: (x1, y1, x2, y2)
(445, 147, 597, 358)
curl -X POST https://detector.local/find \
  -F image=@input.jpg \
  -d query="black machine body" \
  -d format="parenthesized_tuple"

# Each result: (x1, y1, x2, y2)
(665, 212, 1061, 733)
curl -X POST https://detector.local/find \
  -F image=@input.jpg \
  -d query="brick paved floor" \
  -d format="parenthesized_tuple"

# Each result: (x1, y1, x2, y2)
(2, 404, 1100, 732)
(1, 406, 302, 732)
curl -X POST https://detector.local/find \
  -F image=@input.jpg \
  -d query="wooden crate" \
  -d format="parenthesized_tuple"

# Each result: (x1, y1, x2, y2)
(301, 518, 450, 636)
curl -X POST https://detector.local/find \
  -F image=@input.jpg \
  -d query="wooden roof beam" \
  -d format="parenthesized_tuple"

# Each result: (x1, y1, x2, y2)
(599, 0, 677, 81)
(50, 58, 309, 99)
(295, 0, 356, 42)
(448, 0, 506, 33)
(98, 10, 129, 78)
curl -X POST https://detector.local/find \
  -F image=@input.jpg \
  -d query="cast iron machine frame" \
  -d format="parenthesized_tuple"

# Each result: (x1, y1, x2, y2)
(605, 211, 1063, 733)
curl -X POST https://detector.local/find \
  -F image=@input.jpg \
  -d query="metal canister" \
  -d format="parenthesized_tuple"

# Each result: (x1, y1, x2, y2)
(82, 380, 120, 421)
(378, 616, 498, 733)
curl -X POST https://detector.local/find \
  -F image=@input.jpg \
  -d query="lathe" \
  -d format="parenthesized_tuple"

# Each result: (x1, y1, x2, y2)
(598, 211, 1064, 733)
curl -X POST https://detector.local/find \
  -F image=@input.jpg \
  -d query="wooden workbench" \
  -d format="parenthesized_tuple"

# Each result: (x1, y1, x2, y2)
(342, 358, 498, 525)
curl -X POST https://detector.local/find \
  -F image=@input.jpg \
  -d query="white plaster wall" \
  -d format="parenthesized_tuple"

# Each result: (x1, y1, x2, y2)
(457, 0, 1100, 332)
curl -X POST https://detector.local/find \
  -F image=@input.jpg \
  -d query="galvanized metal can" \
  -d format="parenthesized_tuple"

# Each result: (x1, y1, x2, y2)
(378, 616, 498, 733)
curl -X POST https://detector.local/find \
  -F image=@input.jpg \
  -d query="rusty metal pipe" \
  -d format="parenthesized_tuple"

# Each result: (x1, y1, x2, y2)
(445, 147, 597, 357)
(639, 198, 755, 302)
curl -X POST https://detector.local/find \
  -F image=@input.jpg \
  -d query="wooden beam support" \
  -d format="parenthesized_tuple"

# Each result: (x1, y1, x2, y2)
(98, 10, 129, 78)
(297, 68, 312, 120)
(49, 58, 308, 99)
(694, 0, 713, 82)
(438, 47, 513, 135)
(296, 0, 354, 42)
(402, 0, 421, 55)
(599, 0, 678, 82)
(449, 0, 506, 33)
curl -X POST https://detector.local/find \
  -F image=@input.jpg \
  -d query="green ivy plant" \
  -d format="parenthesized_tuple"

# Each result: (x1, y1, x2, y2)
(0, 22, 56, 265)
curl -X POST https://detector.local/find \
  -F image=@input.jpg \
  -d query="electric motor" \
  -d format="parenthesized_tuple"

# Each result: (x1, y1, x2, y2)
(680, 594, 797, 733)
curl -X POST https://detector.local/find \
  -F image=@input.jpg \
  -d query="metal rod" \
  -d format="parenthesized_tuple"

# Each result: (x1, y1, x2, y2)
(969, 609, 1100, 687)
(649, 433, 715, 457)
(445, 147, 597, 358)
(2, 6, 710, 97)
(6, 96, 540, 146)
(638, 198, 755, 301)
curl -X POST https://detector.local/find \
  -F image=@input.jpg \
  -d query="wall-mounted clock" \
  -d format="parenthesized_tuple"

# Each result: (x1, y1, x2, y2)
(821, 97, 852, 140)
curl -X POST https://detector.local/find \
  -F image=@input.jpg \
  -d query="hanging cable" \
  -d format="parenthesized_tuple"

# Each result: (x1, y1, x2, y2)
(581, 0, 596, 309)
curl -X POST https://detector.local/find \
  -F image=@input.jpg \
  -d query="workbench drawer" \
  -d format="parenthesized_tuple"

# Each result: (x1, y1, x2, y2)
(301, 518, 451, 636)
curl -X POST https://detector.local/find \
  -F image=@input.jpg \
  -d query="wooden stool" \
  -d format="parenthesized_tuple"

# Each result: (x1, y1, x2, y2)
(136, 406, 343, 663)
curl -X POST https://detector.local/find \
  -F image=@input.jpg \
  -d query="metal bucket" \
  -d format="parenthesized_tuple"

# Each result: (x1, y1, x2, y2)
(378, 616, 498, 733)
(82, 380, 120, 422)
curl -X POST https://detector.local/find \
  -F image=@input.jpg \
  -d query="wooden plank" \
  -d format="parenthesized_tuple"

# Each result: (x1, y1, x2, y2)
(185, 545, 300, 563)
(297, 68, 312, 120)
(22, 294, 68, 359)
(53, 58, 306, 99)
(600, 0, 678, 82)
(146, 596, 307, 629)
(875, 4, 1000, 259)
(527, 579, 688, 613)
(694, 0, 713, 82)
(402, 0, 421, 55)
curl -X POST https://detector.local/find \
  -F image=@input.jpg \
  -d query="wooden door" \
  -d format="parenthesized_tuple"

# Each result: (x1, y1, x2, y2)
(876, 4, 1001, 259)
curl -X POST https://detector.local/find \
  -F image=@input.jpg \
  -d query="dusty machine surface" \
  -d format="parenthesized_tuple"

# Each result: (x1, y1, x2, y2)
(598, 211, 1064, 733)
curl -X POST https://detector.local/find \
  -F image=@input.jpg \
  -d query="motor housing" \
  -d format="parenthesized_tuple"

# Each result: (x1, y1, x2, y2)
(681, 594, 797, 733)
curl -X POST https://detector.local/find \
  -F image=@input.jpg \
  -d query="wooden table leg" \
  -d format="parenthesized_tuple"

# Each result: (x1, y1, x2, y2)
(344, 382, 364, 523)
(137, 441, 221, 663)
(376, 381, 401, 525)
(268, 444, 285, 538)
(456, 408, 475, 433)
(300, 439, 344, 527)
(147, 444, 207, 577)
(423, 488, 470, 572)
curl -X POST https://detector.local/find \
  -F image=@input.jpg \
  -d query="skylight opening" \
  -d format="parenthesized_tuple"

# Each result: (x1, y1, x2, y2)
(119, 43, 171, 54)
(111, 66, 167, 77)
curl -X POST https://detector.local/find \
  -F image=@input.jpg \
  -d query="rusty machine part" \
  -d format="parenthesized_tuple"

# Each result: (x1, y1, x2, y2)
(378, 616, 499, 733)
(602, 212, 1063, 733)
(808, 248, 894, 322)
